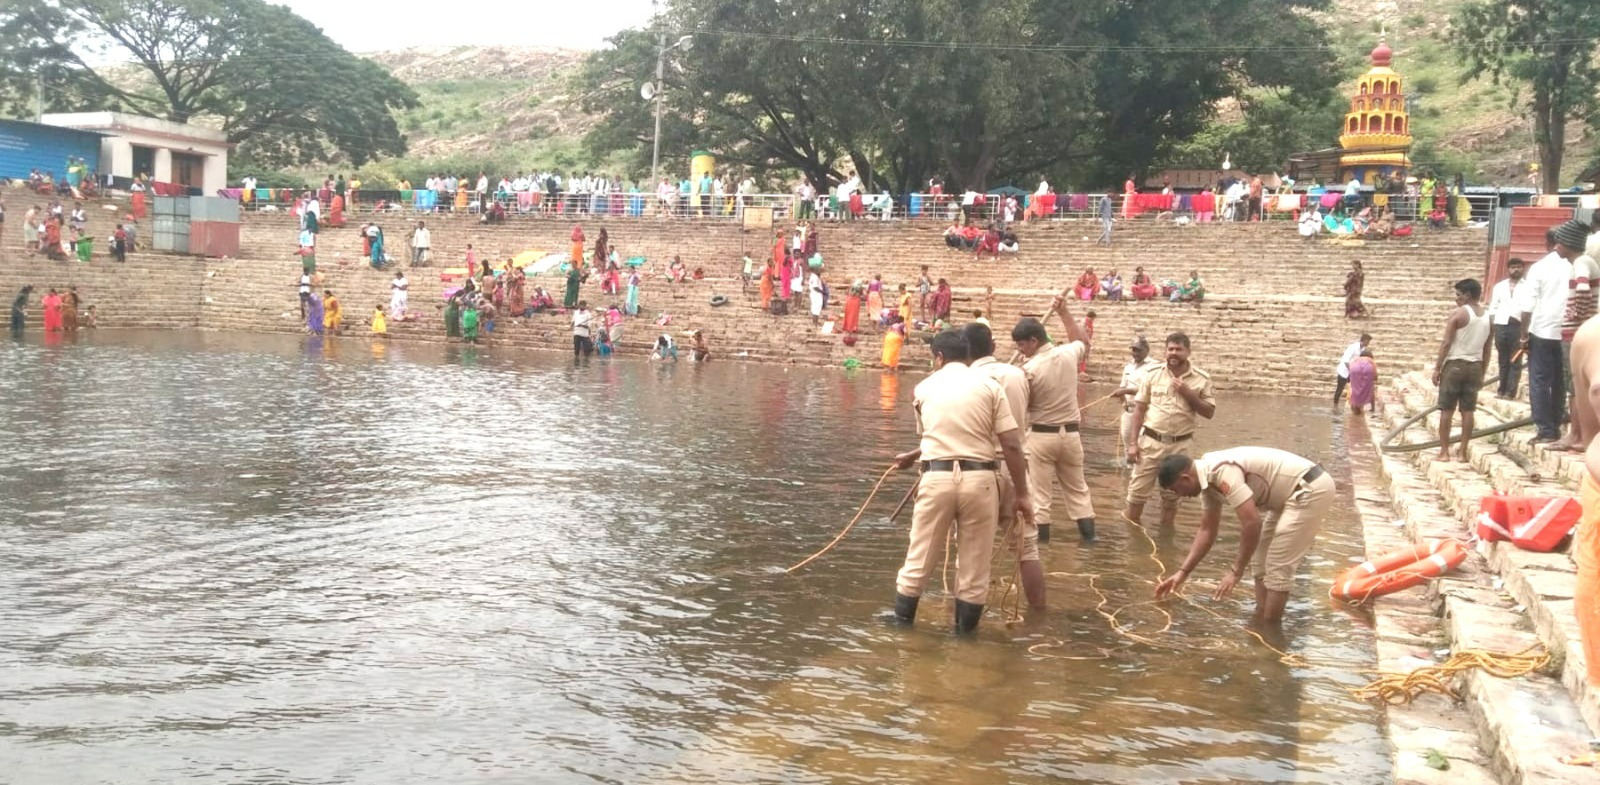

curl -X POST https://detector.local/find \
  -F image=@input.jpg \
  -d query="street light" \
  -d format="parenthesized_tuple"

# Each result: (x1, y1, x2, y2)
(646, 34, 693, 187)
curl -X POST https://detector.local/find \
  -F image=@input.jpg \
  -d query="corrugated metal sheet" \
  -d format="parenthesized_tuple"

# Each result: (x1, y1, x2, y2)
(1491, 208, 1513, 248)
(0, 119, 103, 180)
(190, 196, 238, 223)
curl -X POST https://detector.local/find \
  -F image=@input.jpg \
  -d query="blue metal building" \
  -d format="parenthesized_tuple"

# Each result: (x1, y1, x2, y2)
(0, 118, 104, 180)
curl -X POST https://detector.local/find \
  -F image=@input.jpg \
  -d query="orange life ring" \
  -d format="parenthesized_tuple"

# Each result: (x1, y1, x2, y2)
(1331, 539, 1468, 604)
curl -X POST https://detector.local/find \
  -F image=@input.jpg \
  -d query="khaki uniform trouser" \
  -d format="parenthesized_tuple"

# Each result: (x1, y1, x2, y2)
(1026, 430, 1094, 525)
(1255, 472, 1335, 592)
(996, 470, 1040, 563)
(897, 468, 1000, 604)
(1126, 433, 1190, 511)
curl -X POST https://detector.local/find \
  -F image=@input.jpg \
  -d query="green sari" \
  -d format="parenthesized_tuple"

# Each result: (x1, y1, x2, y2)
(445, 299, 461, 337)
(564, 268, 581, 308)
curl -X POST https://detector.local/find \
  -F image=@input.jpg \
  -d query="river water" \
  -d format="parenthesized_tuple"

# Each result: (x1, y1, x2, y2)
(0, 331, 1387, 784)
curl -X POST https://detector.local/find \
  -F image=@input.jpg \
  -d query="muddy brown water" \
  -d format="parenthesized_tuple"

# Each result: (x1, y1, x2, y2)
(0, 331, 1387, 784)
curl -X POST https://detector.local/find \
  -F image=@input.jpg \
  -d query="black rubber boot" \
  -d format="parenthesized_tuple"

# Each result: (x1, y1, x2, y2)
(954, 600, 985, 634)
(893, 593, 919, 625)
(1077, 517, 1097, 543)
(1036, 523, 1051, 543)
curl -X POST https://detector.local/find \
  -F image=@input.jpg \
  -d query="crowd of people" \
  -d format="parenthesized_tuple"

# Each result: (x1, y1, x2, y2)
(8, 199, 135, 264)
(8, 285, 96, 335)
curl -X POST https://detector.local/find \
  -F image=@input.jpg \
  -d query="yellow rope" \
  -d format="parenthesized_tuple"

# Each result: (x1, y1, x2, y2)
(1352, 646, 1550, 705)
(785, 464, 898, 573)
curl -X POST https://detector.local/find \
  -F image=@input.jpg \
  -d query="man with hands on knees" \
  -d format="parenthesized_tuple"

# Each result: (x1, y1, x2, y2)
(1151, 446, 1334, 625)
(890, 330, 1036, 633)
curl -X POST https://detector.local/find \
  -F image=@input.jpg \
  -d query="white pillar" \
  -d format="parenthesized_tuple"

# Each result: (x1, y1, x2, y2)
(202, 151, 227, 192)
(153, 147, 172, 184)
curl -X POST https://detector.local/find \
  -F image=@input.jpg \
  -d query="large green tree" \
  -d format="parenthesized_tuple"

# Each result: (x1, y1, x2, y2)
(578, 0, 1331, 190)
(0, 0, 419, 168)
(1452, 0, 1600, 192)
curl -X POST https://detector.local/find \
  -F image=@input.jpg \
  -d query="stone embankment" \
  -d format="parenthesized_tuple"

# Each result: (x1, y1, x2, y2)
(1, 198, 1486, 396)
(1353, 371, 1598, 784)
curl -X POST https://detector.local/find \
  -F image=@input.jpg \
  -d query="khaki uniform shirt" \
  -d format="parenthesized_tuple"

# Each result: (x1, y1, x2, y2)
(972, 356, 1029, 457)
(1135, 363, 1215, 437)
(1022, 341, 1086, 426)
(1196, 446, 1317, 514)
(913, 362, 1019, 461)
(1121, 357, 1163, 412)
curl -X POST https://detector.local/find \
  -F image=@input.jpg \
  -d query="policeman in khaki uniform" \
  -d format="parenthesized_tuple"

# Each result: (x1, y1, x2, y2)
(892, 331, 1035, 632)
(1154, 447, 1336, 624)
(1011, 293, 1096, 543)
(1123, 331, 1216, 528)
(965, 322, 1046, 611)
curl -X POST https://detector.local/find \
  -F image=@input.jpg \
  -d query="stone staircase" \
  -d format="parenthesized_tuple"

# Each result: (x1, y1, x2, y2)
(1354, 370, 1599, 784)
(0, 195, 1487, 396)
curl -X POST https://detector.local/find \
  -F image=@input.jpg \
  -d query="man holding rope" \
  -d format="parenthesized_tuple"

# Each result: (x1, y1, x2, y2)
(1153, 447, 1334, 625)
(891, 331, 1035, 632)
(966, 322, 1047, 611)
(1123, 332, 1215, 529)
(1012, 292, 1095, 543)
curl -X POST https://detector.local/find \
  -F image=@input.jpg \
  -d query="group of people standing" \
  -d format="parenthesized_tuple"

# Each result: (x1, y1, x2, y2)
(886, 290, 1336, 633)
(9, 286, 92, 334)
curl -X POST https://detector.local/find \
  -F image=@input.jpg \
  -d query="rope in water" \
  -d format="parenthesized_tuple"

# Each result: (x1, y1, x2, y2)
(1352, 646, 1550, 705)
(785, 464, 899, 574)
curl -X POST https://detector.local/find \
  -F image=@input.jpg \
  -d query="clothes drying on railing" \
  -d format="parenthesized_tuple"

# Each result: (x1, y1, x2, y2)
(1124, 193, 1175, 216)
(414, 190, 438, 211)
(1068, 193, 1090, 212)
(1271, 194, 1305, 212)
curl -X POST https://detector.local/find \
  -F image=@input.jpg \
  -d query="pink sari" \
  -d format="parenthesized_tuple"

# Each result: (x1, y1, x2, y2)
(1348, 356, 1377, 411)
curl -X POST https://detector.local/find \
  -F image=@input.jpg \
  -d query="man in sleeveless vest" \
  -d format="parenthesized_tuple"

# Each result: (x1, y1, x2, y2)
(1153, 447, 1336, 624)
(1433, 278, 1492, 462)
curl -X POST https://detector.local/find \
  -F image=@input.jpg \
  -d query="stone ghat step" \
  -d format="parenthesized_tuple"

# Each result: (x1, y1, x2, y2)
(1365, 400, 1597, 784)
(1378, 374, 1599, 745)
(1347, 446, 1502, 784)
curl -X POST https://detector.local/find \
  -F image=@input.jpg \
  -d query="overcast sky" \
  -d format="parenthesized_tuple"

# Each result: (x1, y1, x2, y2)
(275, 0, 658, 52)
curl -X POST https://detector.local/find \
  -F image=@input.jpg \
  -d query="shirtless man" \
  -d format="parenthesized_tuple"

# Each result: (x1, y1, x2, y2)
(1568, 314, 1600, 686)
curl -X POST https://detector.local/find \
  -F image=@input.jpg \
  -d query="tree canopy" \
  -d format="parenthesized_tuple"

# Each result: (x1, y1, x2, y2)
(1452, 0, 1600, 192)
(0, 0, 419, 170)
(577, 0, 1332, 191)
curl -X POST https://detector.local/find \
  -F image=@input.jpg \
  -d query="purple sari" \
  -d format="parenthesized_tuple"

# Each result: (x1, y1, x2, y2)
(1348, 356, 1376, 411)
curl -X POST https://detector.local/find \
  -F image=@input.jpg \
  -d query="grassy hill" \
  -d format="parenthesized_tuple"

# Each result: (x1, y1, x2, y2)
(345, 3, 1585, 188)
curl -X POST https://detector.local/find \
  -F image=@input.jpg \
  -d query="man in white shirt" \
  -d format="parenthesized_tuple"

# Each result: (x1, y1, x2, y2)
(1334, 333, 1371, 405)
(410, 220, 430, 266)
(241, 175, 257, 195)
(1223, 179, 1246, 222)
(572, 300, 595, 359)
(1517, 222, 1586, 442)
(1488, 257, 1526, 398)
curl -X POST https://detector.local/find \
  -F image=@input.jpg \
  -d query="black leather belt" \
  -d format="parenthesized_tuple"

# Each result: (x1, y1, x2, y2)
(1300, 465, 1326, 484)
(921, 459, 998, 472)
(1030, 422, 1080, 434)
(1142, 427, 1193, 444)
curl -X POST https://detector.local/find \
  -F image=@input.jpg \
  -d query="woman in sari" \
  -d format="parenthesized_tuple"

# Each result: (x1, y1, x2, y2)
(43, 218, 65, 261)
(1130, 267, 1160, 300)
(1344, 259, 1368, 318)
(595, 228, 609, 265)
(778, 253, 794, 310)
(866, 275, 885, 325)
(306, 292, 324, 336)
(758, 259, 775, 310)
(368, 225, 385, 268)
(461, 300, 479, 343)
(1101, 270, 1124, 301)
(626, 269, 642, 316)
(61, 287, 79, 333)
(564, 264, 582, 309)
(881, 321, 906, 371)
(41, 288, 62, 332)
(328, 194, 345, 228)
(808, 269, 825, 324)
(1347, 349, 1377, 413)
(1370, 207, 1396, 239)
(454, 184, 469, 213)
(843, 282, 862, 333)
(570, 225, 586, 271)
(130, 179, 147, 220)
(444, 294, 461, 337)
(1075, 268, 1098, 301)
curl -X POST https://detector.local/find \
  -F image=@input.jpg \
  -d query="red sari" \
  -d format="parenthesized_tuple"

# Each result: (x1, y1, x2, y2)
(131, 190, 147, 220)
(328, 195, 345, 227)
(1075, 272, 1098, 301)
(41, 292, 62, 332)
(843, 293, 861, 333)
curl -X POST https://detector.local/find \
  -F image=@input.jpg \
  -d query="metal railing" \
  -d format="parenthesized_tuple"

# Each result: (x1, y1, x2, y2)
(215, 186, 1530, 227)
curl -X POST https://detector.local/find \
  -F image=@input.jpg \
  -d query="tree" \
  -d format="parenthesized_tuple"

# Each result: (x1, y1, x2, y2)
(0, 0, 418, 168)
(577, 0, 1333, 191)
(1453, 0, 1600, 192)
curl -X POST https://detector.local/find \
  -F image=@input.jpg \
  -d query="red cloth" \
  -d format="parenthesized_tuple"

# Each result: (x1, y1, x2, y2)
(131, 191, 146, 220)
(1124, 193, 1175, 216)
(848, 193, 864, 216)
(1192, 192, 1216, 213)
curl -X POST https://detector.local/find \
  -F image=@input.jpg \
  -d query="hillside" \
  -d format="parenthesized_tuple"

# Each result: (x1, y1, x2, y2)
(353, 3, 1588, 187)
